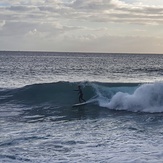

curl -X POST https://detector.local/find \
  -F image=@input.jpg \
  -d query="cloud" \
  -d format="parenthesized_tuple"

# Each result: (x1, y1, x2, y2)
(0, 0, 163, 52)
(0, 20, 5, 28)
(70, 0, 115, 10)
(1, 0, 163, 25)
(68, 0, 163, 25)
(37, 32, 161, 53)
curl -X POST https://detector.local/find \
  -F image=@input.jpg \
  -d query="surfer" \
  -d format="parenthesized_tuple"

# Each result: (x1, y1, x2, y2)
(75, 86, 86, 103)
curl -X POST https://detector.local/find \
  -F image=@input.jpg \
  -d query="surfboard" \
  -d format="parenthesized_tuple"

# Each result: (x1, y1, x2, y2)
(72, 101, 87, 107)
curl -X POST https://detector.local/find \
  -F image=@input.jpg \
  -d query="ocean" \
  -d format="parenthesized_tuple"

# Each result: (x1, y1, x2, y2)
(1, 51, 163, 163)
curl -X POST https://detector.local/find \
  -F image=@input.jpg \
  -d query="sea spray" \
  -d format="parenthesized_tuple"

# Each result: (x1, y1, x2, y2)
(104, 82, 163, 113)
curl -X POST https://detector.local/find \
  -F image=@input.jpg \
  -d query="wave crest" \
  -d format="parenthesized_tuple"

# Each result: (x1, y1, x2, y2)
(1, 81, 163, 113)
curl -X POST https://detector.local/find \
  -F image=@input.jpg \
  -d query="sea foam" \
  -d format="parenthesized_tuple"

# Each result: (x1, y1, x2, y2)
(99, 82, 163, 113)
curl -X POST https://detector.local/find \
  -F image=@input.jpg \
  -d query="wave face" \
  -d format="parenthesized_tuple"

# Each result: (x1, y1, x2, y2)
(0, 82, 95, 105)
(1, 81, 163, 113)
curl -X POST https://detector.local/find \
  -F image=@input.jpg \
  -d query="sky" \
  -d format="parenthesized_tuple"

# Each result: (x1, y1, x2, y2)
(0, 0, 163, 53)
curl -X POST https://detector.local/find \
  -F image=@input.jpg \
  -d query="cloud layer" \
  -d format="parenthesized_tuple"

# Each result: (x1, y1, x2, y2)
(0, 0, 163, 53)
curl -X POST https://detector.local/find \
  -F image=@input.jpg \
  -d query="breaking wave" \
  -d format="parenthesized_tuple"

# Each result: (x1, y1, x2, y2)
(1, 81, 163, 113)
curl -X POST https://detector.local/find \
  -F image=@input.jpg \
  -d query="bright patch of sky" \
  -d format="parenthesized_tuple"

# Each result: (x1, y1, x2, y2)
(123, 0, 163, 6)
(0, 2, 10, 6)
(135, 0, 163, 6)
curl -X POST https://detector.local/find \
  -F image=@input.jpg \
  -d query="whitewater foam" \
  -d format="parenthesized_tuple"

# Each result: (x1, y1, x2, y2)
(99, 82, 163, 113)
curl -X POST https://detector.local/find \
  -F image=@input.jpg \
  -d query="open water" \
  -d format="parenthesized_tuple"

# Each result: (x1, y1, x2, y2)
(1, 51, 163, 162)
